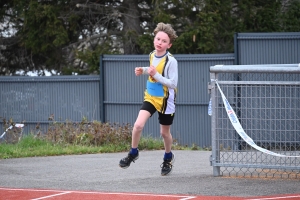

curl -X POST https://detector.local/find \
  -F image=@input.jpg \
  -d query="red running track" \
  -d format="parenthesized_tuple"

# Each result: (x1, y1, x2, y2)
(1, 188, 300, 200)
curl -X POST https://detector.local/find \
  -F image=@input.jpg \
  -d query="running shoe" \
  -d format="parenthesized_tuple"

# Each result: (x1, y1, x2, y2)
(119, 151, 139, 169)
(160, 153, 175, 176)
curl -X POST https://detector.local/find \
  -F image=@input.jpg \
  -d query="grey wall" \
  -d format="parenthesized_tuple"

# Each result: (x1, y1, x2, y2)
(0, 76, 100, 135)
(235, 32, 300, 65)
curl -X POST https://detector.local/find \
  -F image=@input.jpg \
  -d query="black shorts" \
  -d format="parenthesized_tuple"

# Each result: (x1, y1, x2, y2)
(140, 101, 175, 125)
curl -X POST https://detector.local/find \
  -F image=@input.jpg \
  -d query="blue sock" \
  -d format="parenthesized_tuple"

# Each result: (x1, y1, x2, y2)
(130, 147, 138, 155)
(164, 152, 172, 160)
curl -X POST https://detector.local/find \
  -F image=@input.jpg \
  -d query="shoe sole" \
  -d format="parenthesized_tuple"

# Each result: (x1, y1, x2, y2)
(161, 153, 175, 176)
(119, 155, 139, 169)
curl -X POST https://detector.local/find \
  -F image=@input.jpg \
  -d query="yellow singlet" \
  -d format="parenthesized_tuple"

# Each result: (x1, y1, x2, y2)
(144, 51, 176, 114)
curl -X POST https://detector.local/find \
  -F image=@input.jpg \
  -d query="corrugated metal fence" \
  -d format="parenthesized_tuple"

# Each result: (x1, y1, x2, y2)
(0, 32, 299, 147)
(0, 76, 101, 134)
(235, 32, 300, 65)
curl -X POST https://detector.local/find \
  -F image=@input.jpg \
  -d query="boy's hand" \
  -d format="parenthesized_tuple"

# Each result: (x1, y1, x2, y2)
(135, 67, 143, 76)
(148, 65, 157, 76)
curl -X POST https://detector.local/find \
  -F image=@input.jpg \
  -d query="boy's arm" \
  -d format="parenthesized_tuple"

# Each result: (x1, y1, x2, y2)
(152, 59, 178, 89)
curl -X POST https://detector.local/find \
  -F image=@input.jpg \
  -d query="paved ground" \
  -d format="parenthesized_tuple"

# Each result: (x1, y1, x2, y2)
(0, 150, 299, 198)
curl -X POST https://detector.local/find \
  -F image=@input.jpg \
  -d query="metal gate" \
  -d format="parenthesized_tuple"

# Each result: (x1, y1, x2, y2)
(209, 64, 300, 178)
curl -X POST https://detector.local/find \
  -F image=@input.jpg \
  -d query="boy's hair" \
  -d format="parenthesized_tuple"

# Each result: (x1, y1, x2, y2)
(153, 22, 178, 43)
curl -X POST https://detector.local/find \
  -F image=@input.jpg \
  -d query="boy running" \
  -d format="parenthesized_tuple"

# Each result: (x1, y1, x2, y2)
(119, 22, 178, 176)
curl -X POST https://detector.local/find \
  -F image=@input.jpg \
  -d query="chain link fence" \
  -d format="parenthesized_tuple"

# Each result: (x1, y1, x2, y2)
(209, 64, 300, 179)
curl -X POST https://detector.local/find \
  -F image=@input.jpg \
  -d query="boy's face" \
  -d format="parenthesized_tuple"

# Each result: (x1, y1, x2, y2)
(153, 31, 172, 53)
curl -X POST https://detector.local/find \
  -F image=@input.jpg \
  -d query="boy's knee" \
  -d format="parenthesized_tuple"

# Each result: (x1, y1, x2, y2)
(160, 131, 170, 138)
(134, 122, 144, 132)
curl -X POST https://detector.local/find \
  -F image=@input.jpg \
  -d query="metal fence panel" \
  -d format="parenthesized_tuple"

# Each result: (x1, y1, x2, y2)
(236, 32, 300, 65)
(0, 76, 100, 135)
(209, 65, 300, 178)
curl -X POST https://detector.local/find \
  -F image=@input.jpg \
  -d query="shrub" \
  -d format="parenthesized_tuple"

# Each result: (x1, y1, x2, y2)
(46, 119, 132, 146)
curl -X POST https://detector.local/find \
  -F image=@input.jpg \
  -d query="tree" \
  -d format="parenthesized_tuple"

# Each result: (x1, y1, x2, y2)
(280, 0, 300, 31)
(0, 0, 299, 75)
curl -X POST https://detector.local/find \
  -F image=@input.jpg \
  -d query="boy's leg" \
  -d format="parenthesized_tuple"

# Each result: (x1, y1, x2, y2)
(159, 113, 175, 176)
(160, 124, 175, 175)
(119, 109, 151, 169)
(131, 110, 151, 148)
(160, 125, 172, 153)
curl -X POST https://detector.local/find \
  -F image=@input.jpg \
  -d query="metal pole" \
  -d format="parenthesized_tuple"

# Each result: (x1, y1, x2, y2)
(99, 55, 105, 122)
(210, 72, 220, 176)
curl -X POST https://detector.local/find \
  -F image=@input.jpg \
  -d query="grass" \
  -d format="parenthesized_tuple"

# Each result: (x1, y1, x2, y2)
(0, 119, 204, 159)
(0, 134, 191, 159)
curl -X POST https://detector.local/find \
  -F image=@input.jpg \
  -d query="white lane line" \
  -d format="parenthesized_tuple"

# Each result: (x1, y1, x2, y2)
(0, 188, 196, 199)
(31, 192, 71, 200)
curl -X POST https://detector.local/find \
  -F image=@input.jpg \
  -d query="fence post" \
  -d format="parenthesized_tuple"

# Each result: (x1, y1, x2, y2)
(233, 34, 242, 150)
(210, 72, 220, 176)
(99, 54, 105, 122)
(234, 32, 239, 65)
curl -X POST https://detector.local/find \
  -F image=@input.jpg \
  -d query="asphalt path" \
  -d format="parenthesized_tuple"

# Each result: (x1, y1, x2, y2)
(0, 150, 299, 198)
